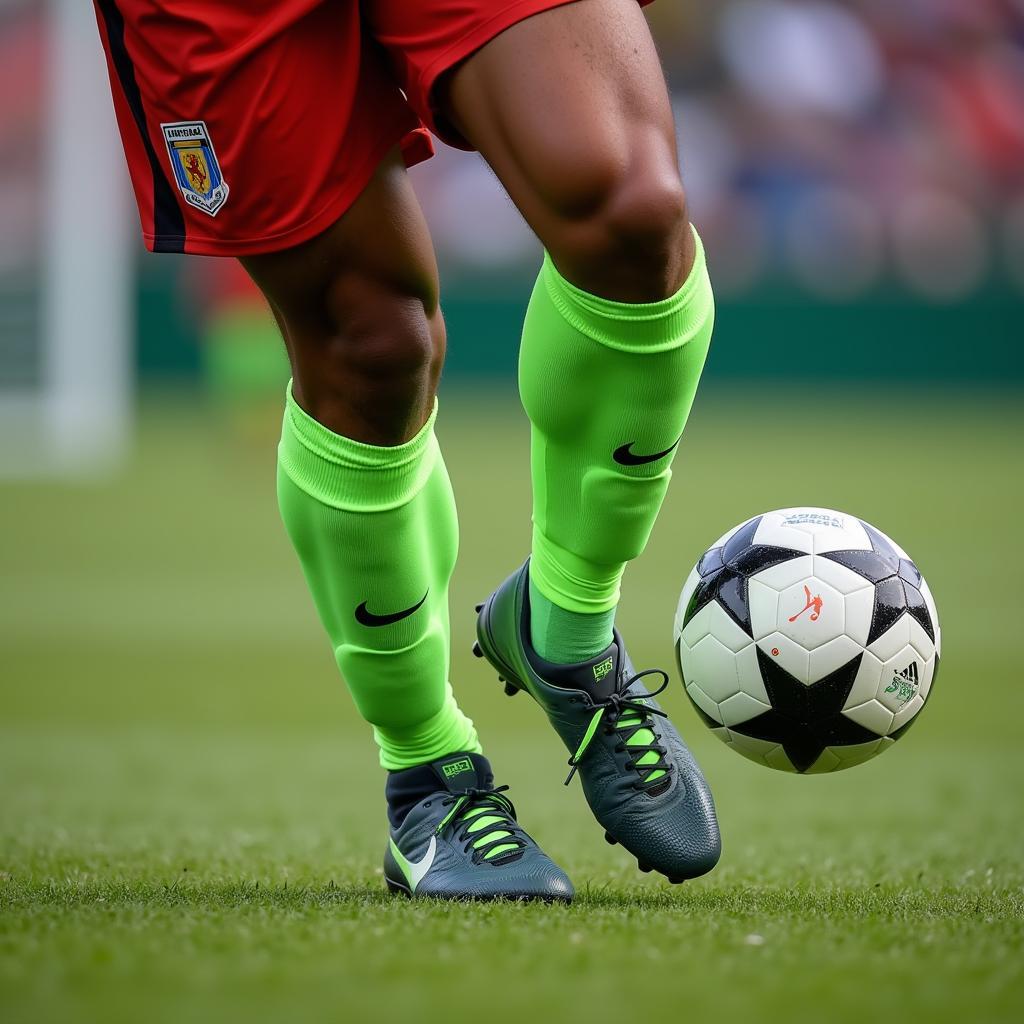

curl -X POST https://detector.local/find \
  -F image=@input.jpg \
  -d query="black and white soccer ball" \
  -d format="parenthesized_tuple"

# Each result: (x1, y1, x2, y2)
(673, 507, 940, 773)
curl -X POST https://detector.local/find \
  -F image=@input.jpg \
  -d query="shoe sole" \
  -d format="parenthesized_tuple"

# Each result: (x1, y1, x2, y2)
(385, 873, 571, 904)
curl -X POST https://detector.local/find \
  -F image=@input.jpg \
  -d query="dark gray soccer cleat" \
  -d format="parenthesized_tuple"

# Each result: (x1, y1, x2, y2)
(383, 752, 574, 902)
(474, 561, 721, 883)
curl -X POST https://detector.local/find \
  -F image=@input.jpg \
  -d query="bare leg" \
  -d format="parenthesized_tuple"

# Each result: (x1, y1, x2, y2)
(453, 0, 720, 881)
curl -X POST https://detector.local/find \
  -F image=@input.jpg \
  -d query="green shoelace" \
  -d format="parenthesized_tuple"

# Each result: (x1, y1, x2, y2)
(435, 786, 527, 863)
(564, 668, 672, 791)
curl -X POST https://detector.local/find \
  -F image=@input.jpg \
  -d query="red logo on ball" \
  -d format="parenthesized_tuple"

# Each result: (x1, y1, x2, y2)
(789, 584, 823, 623)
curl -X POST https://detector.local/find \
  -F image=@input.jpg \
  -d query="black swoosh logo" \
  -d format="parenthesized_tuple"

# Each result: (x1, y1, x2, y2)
(612, 435, 682, 466)
(355, 591, 428, 627)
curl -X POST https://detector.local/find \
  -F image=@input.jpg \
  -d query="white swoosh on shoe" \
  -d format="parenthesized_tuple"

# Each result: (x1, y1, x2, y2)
(389, 835, 436, 892)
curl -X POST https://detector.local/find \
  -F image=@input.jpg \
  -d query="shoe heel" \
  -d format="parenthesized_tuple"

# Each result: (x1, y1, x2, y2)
(473, 599, 525, 698)
(385, 876, 411, 898)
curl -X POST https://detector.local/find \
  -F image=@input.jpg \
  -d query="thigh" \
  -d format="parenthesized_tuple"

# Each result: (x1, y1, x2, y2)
(94, 0, 431, 256)
(439, 0, 678, 243)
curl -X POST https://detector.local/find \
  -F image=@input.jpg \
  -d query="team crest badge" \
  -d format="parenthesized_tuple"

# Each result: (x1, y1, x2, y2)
(161, 120, 229, 216)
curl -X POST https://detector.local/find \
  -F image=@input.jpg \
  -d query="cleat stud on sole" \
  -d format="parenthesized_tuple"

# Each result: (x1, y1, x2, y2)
(668, 877, 686, 885)
(604, 831, 617, 846)
(638, 862, 652, 873)
(471, 641, 483, 658)
(474, 603, 483, 613)
(503, 682, 520, 697)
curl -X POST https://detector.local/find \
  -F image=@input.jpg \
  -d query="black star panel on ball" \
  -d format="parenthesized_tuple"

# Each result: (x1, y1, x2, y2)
(820, 521, 935, 645)
(682, 515, 805, 638)
(727, 648, 880, 773)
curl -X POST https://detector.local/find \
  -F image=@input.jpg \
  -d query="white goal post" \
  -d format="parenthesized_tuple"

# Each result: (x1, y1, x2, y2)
(0, 0, 132, 477)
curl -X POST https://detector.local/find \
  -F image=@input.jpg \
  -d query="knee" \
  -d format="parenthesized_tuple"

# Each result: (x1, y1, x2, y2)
(295, 267, 444, 444)
(600, 171, 689, 293)
(541, 144, 691, 301)
(603, 170, 689, 268)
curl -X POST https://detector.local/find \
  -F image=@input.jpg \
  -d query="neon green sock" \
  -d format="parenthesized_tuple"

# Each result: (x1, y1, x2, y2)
(520, 228, 715, 663)
(277, 386, 480, 770)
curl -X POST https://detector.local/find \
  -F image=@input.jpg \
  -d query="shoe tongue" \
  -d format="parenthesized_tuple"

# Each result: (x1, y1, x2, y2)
(429, 752, 494, 794)
(529, 640, 621, 700)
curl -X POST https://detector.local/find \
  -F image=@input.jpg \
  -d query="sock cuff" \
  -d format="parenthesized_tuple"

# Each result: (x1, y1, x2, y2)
(530, 527, 623, 614)
(278, 382, 440, 511)
(540, 226, 713, 353)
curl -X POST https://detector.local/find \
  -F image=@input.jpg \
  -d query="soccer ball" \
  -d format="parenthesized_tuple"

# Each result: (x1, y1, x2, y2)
(673, 508, 940, 773)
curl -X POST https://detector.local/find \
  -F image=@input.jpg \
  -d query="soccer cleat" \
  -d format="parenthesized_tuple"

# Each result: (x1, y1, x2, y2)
(475, 561, 721, 882)
(383, 752, 574, 902)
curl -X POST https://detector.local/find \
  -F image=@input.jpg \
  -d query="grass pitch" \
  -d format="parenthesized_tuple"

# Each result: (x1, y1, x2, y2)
(2, 388, 1022, 1023)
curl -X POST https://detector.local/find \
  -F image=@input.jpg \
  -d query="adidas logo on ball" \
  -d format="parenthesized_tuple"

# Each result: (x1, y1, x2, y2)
(885, 663, 920, 707)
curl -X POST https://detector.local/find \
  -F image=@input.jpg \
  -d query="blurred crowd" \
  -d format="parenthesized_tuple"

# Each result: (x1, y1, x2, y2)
(2, 0, 1024, 305)
(671, 0, 1024, 299)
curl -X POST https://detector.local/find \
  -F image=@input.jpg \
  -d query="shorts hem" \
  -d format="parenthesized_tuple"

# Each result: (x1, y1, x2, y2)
(142, 119, 432, 257)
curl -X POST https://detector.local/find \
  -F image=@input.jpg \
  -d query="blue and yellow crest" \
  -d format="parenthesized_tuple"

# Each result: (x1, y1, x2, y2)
(161, 120, 229, 216)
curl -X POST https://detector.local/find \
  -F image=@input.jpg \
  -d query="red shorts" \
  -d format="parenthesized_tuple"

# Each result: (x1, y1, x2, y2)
(93, 0, 584, 256)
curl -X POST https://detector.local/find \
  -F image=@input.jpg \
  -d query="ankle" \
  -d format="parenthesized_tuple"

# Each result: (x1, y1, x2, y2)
(529, 574, 615, 665)
(385, 752, 494, 827)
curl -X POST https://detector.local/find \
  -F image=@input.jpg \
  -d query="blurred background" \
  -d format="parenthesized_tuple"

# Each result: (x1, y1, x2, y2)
(1, 0, 1022, 444)
(1, 2, 1022, 1023)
